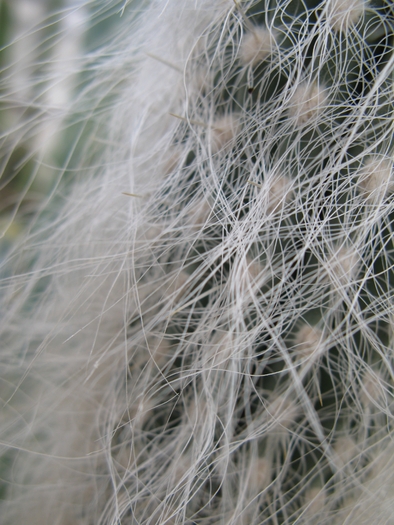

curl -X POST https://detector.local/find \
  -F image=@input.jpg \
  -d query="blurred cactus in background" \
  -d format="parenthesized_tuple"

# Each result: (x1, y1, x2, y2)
(1, 1, 394, 524)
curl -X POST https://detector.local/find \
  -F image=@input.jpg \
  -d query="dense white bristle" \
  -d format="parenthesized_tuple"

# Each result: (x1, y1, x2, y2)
(333, 436, 358, 466)
(248, 457, 271, 494)
(210, 113, 241, 152)
(264, 173, 293, 214)
(326, 0, 367, 32)
(294, 324, 324, 359)
(303, 487, 326, 519)
(326, 245, 361, 286)
(266, 394, 300, 433)
(359, 369, 389, 410)
(358, 156, 394, 201)
(239, 27, 276, 66)
(289, 82, 327, 126)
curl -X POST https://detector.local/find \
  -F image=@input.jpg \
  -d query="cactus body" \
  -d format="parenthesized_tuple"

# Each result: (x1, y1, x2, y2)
(1, 1, 394, 524)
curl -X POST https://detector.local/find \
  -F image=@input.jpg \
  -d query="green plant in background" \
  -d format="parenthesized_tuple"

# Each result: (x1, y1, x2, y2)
(0, 0, 129, 256)
(1, 0, 394, 524)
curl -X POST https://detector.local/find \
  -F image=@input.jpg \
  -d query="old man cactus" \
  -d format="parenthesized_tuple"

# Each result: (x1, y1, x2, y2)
(1, 0, 394, 524)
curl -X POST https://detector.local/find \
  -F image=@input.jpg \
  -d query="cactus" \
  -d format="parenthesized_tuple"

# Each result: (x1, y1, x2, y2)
(1, 0, 394, 524)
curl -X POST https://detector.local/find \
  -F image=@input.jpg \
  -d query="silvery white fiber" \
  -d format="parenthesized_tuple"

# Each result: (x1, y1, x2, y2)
(1, 0, 394, 524)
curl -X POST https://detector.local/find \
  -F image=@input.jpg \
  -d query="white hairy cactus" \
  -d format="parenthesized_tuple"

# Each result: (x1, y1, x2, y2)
(0, 0, 393, 524)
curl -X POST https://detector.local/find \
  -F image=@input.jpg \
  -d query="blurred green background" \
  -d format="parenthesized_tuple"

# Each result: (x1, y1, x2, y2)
(0, 0, 131, 258)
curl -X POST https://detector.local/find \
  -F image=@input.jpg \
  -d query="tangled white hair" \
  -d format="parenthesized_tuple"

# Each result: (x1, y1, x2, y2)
(1, 0, 393, 523)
